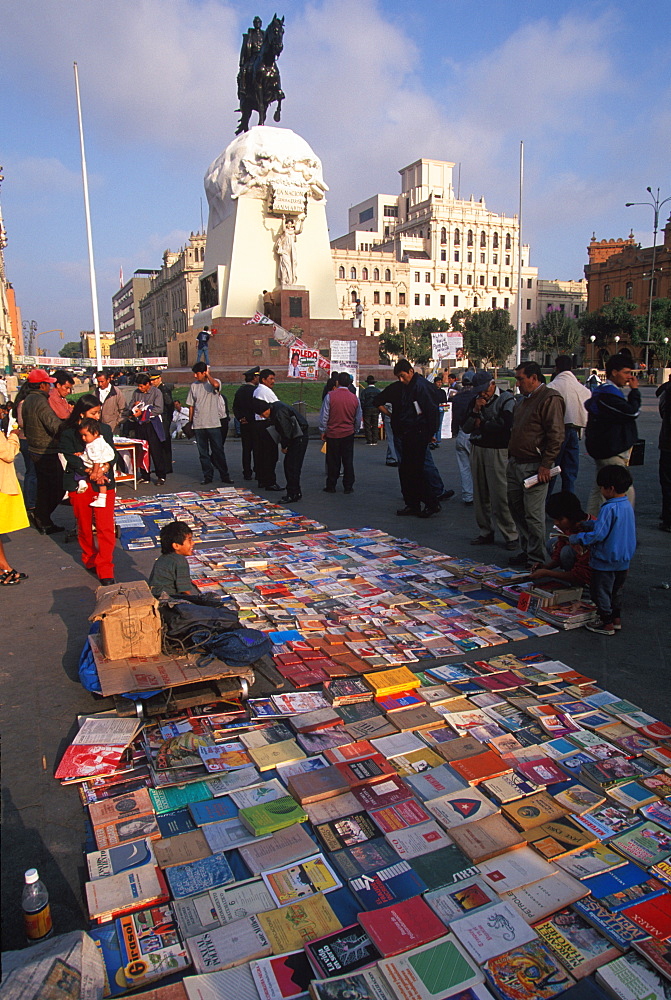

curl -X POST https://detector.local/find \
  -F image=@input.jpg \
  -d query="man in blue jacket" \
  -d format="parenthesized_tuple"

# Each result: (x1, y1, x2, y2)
(584, 354, 640, 515)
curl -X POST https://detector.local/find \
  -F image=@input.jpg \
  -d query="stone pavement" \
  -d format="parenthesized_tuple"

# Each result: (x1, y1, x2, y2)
(1, 386, 669, 951)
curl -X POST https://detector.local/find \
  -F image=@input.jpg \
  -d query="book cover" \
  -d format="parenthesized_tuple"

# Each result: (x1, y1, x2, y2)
(358, 898, 446, 958)
(501, 792, 567, 831)
(262, 854, 342, 906)
(391, 748, 445, 776)
(202, 818, 272, 853)
(606, 781, 660, 810)
(481, 773, 542, 804)
(485, 940, 575, 1000)
(385, 705, 444, 733)
(333, 755, 397, 788)
(369, 799, 432, 834)
(251, 950, 315, 1000)
(304, 924, 380, 977)
(343, 717, 400, 742)
(305, 792, 363, 826)
(632, 937, 671, 983)
(239, 824, 318, 876)
(384, 822, 451, 859)
(86, 863, 169, 921)
(408, 844, 479, 892)
(239, 796, 308, 836)
(449, 814, 525, 863)
(499, 870, 589, 923)
(188, 798, 238, 827)
(377, 933, 484, 1000)
(610, 823, 671, 868)
(173, 877, 276, 939)
(573, 896, 650, 950)
(425, 788, 499, 830)
(535, 909, 621, 979)
(187, 915, 272, 973)
(89, 787, 155, 827)
(555, 844, 628, 879)
(349, 860, 428, 910)
(451, 901, 537, 964)
(149, 782, 213, 816)
(424, 876, 500, 924)
(55, 744, 127, 781)
(153, 830, 212, 869)
(309, 967, 396, 1000)
(623, 893, 671, 940)
(94, 812, 161, 850)
(288, 766, 350, 804)
(87, 838, 156, 880)
(247, 740, 307, 772)
(229, 779, 286, 809)
(165, 854, 234, 899)
(156, 809, 196, 839)
(642, 801, 671, 832)
(575, 804, 644, 840)
(330, 839, 403, 882)
(354, 776, 413, 810)
(583, 863, 667, 911)
(553, 785, 606, 815)
(596, 952, 671, 1000)
(364, 667, 421, 697)
(324, 741, 377, 764)
(522, 817, 598, 859)
(403, 764, 469, 801)
(115, 904, 190, 987)
(371, 732, 427, 759)
(315, 812, 379, 852)
(516, 758, 570, 786)
(258, 893, 342, 954)
(477, 847, 558, 893)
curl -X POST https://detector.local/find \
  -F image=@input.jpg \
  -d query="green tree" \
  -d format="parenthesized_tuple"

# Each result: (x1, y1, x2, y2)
(523, 310, 581, 359)
(453, 309, 516, 368)
(59, 342, 82, 358)
(579, 296, 639, 358)
(379, 318, 449, 366)
(630, 298, 671, 366)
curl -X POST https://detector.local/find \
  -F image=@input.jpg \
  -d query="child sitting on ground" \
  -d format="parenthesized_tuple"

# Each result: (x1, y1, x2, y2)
(78, 418, 115, 509)
(568, 466, 636, 635)
(529, 491, 594, 589)
(149, 520, 196, 598)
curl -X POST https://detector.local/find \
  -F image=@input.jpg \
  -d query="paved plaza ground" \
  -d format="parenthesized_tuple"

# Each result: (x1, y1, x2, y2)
(1, 385, 669, 952)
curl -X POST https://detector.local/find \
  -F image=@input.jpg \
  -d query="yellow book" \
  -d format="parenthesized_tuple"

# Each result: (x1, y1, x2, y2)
(364, 667, 421, 698)
(247, 739, 306, 772)
(258, 892, 341, 953)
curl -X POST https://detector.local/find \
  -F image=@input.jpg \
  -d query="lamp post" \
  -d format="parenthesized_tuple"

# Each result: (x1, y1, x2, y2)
(590, 334, 596, 367)
(626, 187, 671, 371)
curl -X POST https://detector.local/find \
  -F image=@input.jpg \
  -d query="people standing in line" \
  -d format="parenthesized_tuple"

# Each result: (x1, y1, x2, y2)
(462, 371, 518, 550)
(507, 362, 565, 567)
(584, 354, 640, 515)
(360, 376, 381, 445)
(129, 373, 168, 485)
(233, 367, 260, 481)
(450, 373, 476, 505)
(656, 374, 671, 533)
(547, 356, 591, 495)
(48, 371, 75, 419)
(21, 369, 65, 534)
(149, 372, 174, 477)
(569, 465, 636, 636)
(186, 363, 233, 486)
(59, 395, 119, 585)
(0, 421, 29, 585)
(196, 325, 212, 365)
(254, 398, 309, 503)
(252, 368, 282, 491)
(389, 359, 442, 518)
(94, 371, 127, 434)
(320, 372, 362, 494)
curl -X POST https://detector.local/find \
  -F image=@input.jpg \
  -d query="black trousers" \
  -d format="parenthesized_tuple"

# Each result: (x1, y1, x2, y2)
(161, 415, 173, 473)
(240, 422, 255, 478)
(284, 433, 309, 496)
(398, 431, 435, 509)
(32, 452, 64, 527)
(137, 422, 167, 479)
(253, 421, 278, 487)
(325, 435, 355, 491)
(660, 449, 671, 526)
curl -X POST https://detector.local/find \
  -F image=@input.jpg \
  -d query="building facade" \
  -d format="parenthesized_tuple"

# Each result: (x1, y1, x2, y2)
(113, 270, 159, 358)
(80, 332, 116, 359)
(139, 233, 206, 355)
(0, 181, 22, 370)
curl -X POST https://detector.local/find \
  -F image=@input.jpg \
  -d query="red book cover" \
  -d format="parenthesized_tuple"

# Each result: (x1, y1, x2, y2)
(324, 741, 377, 764)
(623, 893, 671, 940)
(639, 722, 671, 740)
(354, 775, 413, 810)
(517, 757, 569, 785)
(358, 896, 448, 956)
(450, 750, 510, 785)
(55, 744, 127, 781)
(334, 755, 397, 788)
(478, 671, 523, 691)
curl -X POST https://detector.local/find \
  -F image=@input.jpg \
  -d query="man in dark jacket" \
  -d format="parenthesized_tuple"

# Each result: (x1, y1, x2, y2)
(21, 369, 65, 533)
(254, 398, 309, 502)
(392, 359, 441, 518)
(360, 376, 381, 444)
(657, 376, 671, 532)
(584, 354, 640, 514)
(149, 372, 174, 475)
(233, 367, 260, 480)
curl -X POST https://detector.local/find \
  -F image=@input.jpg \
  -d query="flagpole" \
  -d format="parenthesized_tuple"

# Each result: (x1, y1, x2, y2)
(515, 140, 524, 366)
(74, 61, 102, 371)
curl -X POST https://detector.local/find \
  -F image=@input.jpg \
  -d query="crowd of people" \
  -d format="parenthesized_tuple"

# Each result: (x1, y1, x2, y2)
(0, 358, 669, 639)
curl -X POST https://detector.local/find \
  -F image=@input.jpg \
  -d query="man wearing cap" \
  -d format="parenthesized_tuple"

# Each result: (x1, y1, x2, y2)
(94, 371, 127, 434)
(48, 371, 75, 419)
(233, 368, 260, 481)
(186, 363, 233, 486)
(129, 373, 168, 484)
(253, 368, 282, 491)
(360, 375, 381, 445)
(462, 373, 518, 549)
(149, 372, 175, 475)
(21, 369, 65, 533)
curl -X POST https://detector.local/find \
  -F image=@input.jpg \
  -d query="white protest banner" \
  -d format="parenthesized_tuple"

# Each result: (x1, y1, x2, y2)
(331, 361, 359, 390)
(330, 340, 358, 364)
(430, 332, 464, 361)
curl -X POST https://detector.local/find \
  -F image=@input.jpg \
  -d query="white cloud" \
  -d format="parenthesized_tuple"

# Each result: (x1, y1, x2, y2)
(3, 156, 82, 195)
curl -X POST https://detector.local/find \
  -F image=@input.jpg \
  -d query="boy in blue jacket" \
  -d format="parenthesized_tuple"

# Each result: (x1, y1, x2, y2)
(569, 465, 636, 635)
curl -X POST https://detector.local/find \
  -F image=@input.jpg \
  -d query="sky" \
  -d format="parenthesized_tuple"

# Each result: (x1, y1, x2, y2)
(2, 0, 670, 356)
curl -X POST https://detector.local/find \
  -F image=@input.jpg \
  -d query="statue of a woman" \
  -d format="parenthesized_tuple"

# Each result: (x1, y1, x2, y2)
(275, 214, 303, 286)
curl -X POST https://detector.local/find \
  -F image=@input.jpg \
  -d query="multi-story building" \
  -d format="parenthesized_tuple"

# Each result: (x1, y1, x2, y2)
(536, 278, 588, 321)
(0, 180, 22, 369)
(139, 232, 206, 354)
(112, 269, 159, 358)
(330, 158, 538, 337)
(80, 332, 116, 360)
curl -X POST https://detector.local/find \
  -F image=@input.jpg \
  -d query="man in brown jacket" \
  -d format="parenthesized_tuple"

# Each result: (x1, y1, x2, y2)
(95, 371, 127, 434)
(507, 362, 565, 567)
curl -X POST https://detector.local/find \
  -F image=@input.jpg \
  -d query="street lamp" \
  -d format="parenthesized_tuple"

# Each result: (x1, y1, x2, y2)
(626, 186, 671, 371)
(590, 334, 596, 366)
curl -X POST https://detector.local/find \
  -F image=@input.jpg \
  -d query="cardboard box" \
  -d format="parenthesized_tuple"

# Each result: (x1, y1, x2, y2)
(90, 581, 162, 660)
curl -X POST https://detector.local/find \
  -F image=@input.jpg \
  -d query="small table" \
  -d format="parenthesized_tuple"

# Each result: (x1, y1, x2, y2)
(113, 437, 150, 489)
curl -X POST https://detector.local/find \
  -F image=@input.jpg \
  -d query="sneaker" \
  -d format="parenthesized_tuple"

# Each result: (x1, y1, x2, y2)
(508, 552, 530, 567)
(585, 621, 616, 635)
(76, 481, 88, 493)
(470, 534, 495, 545)
(418, 503, 441, 518)
(612, 617, 622, 630)
(437, 490, 455, 502)
(396, 505, 421, 516)
(90, 495, 107, 508)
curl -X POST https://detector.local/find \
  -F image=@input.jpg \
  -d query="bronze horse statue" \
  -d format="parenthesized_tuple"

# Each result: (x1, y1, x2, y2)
(236, 14, 285, 134)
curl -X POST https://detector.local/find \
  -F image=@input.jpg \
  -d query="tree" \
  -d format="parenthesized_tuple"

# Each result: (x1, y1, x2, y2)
(523, 310, 581, 359)
(453, 308, 516, 368)
(630, 298, 671, 366)
(579, 297, 639, 358)
(379, 318, 450, 367)
(59, 342, 82, 358)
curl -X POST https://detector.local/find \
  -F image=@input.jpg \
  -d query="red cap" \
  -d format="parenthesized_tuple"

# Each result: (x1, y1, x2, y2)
(27, 369, 57, 384)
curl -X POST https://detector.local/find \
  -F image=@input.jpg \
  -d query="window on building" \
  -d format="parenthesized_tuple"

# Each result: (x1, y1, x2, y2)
(604, 284, 611, 302)
(526, 299, 531, 310)
(414, 271, 420, 282)
(384, 226, 390, 237)
(362, 267, 368, 280)
(504, 276, 510, 287)
(350, 267, 357, 280)
(425, 295, 431, 306)
(453, 274, 459, 284)
(351, 290, 358, 302)
(479, 275, 485, 286)
(493, 232, 499, 249)
(440, 227, 447, 244)
(454, 251, 460, 262)
(527, 278, 532, 289)
(373, 267, 380, 281)
(574, 305, 580, 317)
(384, 291, 391, 304)
(492, 276, 497, 286)
(384, 318, 392, 331)
(425, 272, 431, 282)
(454, 228, 460, 245)
(385, 268, 391, 281)
(440, 249, 447, 261)
(359, 207, 374, 224)
(399, 319, 406, 331)
(480, 253, 486, 264)
(493, 254, 498, 264)
(373, 318, 380, 332)
(414, 294, 420, 305)
(526, 322, 531, 335)
(492, 297, 497, 308)
(560, 304, 565, 312)
(467, 252, 473, 263)
(467, 274, 472, 285)
(398, 292, 406, 305)
(506, 255, 511, 265)
(383, 204, 398, 217)
(338, 266, 345, 279)
(373, 290, 380, 304)
(504, 297, 509, 309)
(440, 295, 446, 306)
(453, 295, 459, 307)
(505, 233, 511, 250)
(440, 273, 446, 283)
(480, 231, 486, 247)
(473, 296, 479, 307)
(626, 281, 633, 300)
(467, 229, 474, 246)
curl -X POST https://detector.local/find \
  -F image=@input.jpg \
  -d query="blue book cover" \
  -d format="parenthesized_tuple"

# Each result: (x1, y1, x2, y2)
(583, 862, 667, 911)
(573, 895, 649, 949)
(165, 853, 234, 898)
(88, 922, 128, 996)
(156, 808, 196, 838)
(576, 807, 644, 841)
(87, 839, 155, 880)
(188, 797, 238, 826)
(348, 860, 427, 910)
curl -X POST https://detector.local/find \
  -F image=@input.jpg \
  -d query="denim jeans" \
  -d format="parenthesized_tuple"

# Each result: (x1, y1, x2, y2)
(384, 416, 397, 462)
(196, 346, 210, 365)
(548, 426, 580, 496)
(455, 428, 473, 501)
(590, 568, 628, 625)
(194, 423, 229, 481)
(19, 438, 37, 510)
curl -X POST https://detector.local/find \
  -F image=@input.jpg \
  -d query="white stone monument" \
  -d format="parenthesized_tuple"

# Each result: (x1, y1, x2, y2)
(195, 126, 340, 324)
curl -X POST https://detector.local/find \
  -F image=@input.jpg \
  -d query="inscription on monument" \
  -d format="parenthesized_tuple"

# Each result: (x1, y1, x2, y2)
(269, 181, 308, 216)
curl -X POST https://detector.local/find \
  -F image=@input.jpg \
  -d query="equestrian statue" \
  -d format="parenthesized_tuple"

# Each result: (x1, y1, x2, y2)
(236, 14, 285, 134)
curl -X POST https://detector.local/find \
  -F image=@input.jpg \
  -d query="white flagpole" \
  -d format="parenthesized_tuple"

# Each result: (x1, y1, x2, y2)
(74, 61, 102, 371)
(516, 140, 524, 366)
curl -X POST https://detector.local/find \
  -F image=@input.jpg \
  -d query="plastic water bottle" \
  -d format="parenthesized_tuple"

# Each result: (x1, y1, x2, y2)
(22, 869, 53, 943)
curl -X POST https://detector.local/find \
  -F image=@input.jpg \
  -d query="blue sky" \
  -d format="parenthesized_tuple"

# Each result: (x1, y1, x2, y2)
(3, 0, 670, 356)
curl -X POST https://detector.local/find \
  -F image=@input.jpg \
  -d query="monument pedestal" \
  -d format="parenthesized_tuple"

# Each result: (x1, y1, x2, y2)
(277, 287, 309, 327)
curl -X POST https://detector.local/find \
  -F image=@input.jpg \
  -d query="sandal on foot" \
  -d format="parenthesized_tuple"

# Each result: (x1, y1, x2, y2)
(0, 569, 25, 585)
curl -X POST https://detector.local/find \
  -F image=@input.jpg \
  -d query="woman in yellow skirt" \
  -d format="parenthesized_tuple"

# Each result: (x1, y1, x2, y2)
(0, 427, 29, 584)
